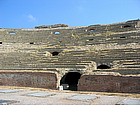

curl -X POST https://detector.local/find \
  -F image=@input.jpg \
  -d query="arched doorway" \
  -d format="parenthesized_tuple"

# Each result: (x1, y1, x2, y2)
(60, 72, 81, 91)
(97, 64, 111, 69)
(52, 51, 59, 56)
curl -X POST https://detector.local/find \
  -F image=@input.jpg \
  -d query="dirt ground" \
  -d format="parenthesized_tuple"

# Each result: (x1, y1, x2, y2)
(0, 86, 140, 105)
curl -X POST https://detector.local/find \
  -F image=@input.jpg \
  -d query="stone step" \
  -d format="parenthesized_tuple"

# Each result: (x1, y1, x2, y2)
(38, 58, 92, 62)
(93, 68, 140, 75)
(37, 65, 87, 69)
(0, 62, 91, 67)
(122, 62, 140, 65)
(1, 65, 87, 69)
(99, 49, 140, 53)
(120, 65, 140, 68)
(99, 55, 140, 59)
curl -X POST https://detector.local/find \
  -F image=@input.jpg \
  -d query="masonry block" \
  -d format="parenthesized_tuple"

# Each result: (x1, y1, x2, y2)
(0, 71, 58, 89)
(78, 73, 140, 93)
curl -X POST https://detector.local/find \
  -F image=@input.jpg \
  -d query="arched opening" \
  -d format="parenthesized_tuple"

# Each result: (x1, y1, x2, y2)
(30, 42, 34, 45)
(60, 72, 81, 91)
(54, 31, 60, 35)
(120, 36, 126, 39)
(9, 32, 16, 35)
(52, 51, 59, 56)
(123, 25, 131, 28)
(88, 38, 94, 41)
(87, 28, 96, 32)
(97, 64, 111, 69)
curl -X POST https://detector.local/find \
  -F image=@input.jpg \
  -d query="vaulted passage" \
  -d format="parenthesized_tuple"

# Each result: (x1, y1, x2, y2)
(60, 72, 81, 91)
(97, 64, 111, 69)
(52, 51, 59, 56)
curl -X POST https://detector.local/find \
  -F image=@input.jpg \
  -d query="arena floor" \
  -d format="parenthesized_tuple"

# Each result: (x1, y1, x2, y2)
(0, 86, 140, 105)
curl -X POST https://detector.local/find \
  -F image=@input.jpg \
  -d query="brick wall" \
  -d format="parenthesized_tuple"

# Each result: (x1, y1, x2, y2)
(0, 71, 58, 89)
(78, 74, 140, 93)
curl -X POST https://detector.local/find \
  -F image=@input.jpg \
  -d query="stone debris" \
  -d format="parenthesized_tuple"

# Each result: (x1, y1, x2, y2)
(27, 92, 56, 97)
(35, 24, 69, 29)
(0, 89, 22, 93)
(67, 94, 97, 101)
(0, 99, 19, 105)
(116, 98, 140, 105)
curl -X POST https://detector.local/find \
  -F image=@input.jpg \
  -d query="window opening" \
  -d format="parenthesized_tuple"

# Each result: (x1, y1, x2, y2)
(9, 32, 16, 35)
(88, 28, 96, 32)
(54, 31, 60, 35)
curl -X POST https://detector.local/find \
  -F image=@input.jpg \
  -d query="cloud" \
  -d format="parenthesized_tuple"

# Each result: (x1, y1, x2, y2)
(27, 14, 36, 22)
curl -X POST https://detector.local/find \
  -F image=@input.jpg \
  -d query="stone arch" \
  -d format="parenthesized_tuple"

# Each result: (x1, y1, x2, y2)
(54, 31, 60, 35)
(60, 72, 81, 91)
(52, 51, 59, 56)
(123, 25, 131, 28)
(97, 64, 111, 69)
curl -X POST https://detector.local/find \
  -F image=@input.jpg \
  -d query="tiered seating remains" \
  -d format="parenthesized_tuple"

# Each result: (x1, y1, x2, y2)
(0, 19, 140, 75)
(0, 43, 140, 75)
(0, 44, 94, 71)
(92, 48, 140, 75)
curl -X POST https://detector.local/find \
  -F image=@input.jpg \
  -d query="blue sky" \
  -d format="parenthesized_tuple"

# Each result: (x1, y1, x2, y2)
(0, 0, 140, 28)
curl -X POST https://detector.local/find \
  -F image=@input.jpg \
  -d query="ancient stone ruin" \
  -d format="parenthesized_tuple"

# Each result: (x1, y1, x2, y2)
(0, 19, 140, 93)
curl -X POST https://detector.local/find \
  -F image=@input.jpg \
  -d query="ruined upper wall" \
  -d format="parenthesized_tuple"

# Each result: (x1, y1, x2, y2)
(35, 24, 69, 29)
(0, 19, 140, 46)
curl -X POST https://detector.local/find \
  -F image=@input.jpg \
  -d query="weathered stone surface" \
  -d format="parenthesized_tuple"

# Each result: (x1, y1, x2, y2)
(0, 99, 19, 105)
(78, 74, 140, 93)
(67, 94, 97, 101)
(116, 98, 140, 105)
(0, 71, 58, 89)
(0, 20, 140, 45)
(35, 24, 69, 29)
(27, 92, 56, 97)
(0, 19, 140, 93)
(1, 86, 140, 105)
(0, 89, 21, 93)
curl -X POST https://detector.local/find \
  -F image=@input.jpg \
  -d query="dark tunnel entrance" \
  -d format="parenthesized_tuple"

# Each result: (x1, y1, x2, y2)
(97, 64, 111, 69)
(60, 72, 81, 91)
(52, 51, 59, 56)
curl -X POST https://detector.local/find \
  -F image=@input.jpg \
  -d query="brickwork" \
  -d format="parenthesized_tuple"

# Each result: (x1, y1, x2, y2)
(78, 74, 140, 93)
(0, 71, 58, 89)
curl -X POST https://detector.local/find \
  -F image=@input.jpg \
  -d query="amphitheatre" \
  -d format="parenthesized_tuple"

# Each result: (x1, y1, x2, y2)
(0, 19, 140, 93)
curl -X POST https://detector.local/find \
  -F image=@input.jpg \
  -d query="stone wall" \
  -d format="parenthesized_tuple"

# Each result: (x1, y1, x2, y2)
(0, 19, 140, 46)
(0, 71, 58, 89)
(0, 19, 140, 92)
(78, 73, 140, 93)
